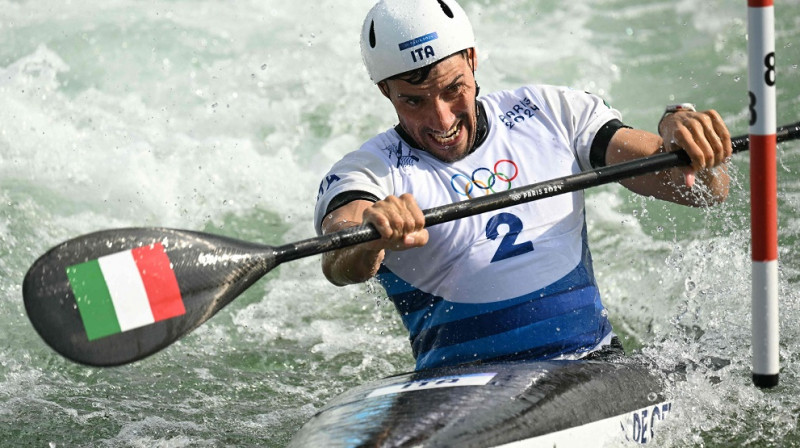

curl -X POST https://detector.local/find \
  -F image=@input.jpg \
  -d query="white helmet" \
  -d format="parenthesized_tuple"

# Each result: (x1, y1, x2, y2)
(360, 0, 475, 84)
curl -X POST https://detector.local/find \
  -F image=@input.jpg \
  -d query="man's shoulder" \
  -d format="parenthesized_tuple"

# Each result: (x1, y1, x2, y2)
(355, 128, 403, 159)
(479, 84, 565, 116)
(481, 84, 563, 100)
(481, 84, 617, 130)
(481, 84, 596, 106)
(330, 128, 422, 175)
(359, 127, 401, 152)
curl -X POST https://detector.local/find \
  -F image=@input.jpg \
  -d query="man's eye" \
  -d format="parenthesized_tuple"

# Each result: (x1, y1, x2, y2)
(445, 84, 463, 97)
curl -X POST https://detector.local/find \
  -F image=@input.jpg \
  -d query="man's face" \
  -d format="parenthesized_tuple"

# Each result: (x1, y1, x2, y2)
(381, 50, 478, 163)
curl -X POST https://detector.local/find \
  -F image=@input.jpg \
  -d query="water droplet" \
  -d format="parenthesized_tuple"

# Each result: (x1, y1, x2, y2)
(261, 64, 267, 70)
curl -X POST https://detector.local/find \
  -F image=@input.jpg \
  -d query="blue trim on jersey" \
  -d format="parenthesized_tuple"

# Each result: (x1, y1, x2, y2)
(375, 213, 610, 370)
(411, 284, 599, 358)
(377, 261, 592, 332)
(377, 266, 443, 314)
(416, 311, 607, 369)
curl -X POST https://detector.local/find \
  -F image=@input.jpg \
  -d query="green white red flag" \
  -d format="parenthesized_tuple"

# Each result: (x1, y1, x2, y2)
(66, 242, 185, 340)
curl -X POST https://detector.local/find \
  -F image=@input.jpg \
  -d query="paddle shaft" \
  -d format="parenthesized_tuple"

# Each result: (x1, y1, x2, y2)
(21, 121, 799, 367)
(273, 121, 800, 265)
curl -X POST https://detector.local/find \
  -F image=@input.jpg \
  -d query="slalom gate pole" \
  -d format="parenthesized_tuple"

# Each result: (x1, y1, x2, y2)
(747, 0, 779, 389)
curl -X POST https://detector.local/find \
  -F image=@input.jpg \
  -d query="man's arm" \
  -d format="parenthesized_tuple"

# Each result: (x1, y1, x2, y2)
(605, 109, 732, 206)
(321, 194, 429, 286)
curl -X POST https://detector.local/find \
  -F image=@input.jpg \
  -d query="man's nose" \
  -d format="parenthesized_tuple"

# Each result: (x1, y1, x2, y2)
(427, 98, 456, 133)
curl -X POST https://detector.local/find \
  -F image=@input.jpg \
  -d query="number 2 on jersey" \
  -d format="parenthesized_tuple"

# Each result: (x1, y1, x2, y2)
(485, 213, 534, 263)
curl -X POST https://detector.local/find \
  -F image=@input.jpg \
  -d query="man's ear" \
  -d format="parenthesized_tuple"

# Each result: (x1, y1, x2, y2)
(467, 47, 478, 72)
(378, 81, 390, 99)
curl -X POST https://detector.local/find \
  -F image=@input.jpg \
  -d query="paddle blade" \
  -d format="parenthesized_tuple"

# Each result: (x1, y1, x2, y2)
(23, 228, 276, 367)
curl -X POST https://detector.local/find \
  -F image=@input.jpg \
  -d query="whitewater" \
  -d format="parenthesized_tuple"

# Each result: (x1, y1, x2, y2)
(1, 0, 800, 446)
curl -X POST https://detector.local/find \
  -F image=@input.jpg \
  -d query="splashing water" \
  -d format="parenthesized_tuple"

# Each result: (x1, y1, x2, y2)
(1, 0, 800, 446)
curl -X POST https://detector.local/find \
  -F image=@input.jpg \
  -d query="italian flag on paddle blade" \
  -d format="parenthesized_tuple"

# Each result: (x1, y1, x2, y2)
(65, 242, 185, 341)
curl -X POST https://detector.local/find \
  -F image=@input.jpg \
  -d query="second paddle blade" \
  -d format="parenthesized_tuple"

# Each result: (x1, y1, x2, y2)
(23, 228, 276, 367)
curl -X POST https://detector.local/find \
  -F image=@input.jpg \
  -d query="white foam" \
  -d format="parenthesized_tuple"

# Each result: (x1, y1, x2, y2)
(2, 1, 800, 446)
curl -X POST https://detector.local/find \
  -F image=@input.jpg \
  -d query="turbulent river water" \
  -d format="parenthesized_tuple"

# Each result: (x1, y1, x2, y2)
(1, 0, 800, 446)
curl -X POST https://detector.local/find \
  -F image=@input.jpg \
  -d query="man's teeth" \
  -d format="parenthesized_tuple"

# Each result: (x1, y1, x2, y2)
(432, 124, 460, 144)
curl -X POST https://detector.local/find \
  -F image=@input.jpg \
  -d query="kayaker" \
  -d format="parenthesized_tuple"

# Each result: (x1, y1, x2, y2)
(314, 0, 731, 370)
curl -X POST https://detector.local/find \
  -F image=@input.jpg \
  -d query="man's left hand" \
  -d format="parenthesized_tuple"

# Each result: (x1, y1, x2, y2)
(659, 109, 732, 187)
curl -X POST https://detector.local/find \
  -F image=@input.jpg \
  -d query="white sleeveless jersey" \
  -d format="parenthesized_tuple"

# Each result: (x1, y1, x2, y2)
(315, 84, 621, 370)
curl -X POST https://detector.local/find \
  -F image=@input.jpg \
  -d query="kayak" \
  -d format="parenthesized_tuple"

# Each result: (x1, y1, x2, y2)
(289, 358, 672, 447)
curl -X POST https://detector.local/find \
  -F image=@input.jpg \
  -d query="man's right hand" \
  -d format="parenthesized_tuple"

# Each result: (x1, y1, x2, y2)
(361, 194, 429, 252)
(320, 194, 429, 286)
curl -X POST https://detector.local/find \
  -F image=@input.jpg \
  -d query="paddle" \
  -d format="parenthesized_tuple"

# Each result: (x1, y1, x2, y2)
(23, 121, 800, 367)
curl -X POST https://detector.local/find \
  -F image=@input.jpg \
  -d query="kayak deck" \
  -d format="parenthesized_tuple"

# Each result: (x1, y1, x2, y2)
(289, 359, 671, 447)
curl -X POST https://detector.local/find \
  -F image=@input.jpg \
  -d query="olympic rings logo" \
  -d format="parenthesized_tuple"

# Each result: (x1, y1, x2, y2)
(450, 159, 519, 198)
